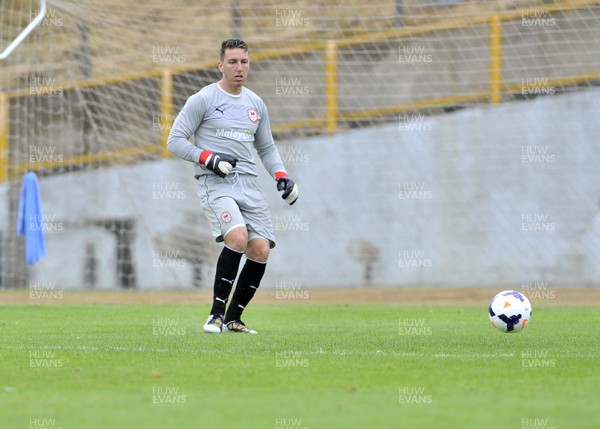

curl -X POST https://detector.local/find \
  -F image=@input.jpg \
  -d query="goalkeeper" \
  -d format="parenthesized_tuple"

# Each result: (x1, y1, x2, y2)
(167, 38, 298, 334)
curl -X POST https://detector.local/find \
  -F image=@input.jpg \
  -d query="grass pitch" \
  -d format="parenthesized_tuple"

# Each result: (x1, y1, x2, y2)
(0, 303, 598, 429)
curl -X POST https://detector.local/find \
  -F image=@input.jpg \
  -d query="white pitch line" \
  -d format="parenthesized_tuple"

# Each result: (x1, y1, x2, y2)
(0, 344, 519, 359)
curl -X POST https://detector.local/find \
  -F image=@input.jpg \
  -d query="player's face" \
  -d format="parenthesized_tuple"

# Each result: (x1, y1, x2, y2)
(218, 48, 250, 92)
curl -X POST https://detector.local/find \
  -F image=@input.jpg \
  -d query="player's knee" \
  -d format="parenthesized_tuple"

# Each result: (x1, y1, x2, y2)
(224, 226, 248, 252)
(246, 239, 270, 262)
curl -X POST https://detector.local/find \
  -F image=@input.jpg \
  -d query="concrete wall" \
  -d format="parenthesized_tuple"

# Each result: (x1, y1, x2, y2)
(3, 88, 599, 289)
(270, 89, 600, 288)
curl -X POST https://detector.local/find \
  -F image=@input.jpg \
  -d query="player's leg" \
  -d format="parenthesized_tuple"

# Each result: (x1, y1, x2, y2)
(210, 225, 249, 317)
(208, 225, 246, 311)
(197, 176, 246, 333)
(222, 223, 248, 252)
(223, 176, 276, 333)
(224, 237, 269, 333)
(244, 237, 270, 262)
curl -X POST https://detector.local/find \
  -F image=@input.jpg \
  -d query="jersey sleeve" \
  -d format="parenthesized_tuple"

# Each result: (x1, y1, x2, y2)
(254, 100, 286, 178)
(167, 92, 206, 163)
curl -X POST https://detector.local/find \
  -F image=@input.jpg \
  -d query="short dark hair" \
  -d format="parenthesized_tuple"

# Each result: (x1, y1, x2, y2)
(220, 39, 249, 61)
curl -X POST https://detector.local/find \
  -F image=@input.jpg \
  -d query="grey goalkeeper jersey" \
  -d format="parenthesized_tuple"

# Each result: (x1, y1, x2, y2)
(167, 82, 285, 178)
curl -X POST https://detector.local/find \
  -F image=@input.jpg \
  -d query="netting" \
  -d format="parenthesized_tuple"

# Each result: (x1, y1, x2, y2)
(1, 0, 599, 290)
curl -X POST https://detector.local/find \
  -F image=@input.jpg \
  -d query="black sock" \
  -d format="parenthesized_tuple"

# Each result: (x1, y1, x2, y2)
(225, 258, 266, 323)
(209, 246, 243, 315)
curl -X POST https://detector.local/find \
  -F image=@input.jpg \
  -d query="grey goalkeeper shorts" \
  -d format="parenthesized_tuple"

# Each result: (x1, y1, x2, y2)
(196, 173, 276, 248)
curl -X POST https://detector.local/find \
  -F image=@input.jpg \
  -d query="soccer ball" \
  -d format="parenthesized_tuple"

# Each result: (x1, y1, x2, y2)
(488, 290, 532, 333)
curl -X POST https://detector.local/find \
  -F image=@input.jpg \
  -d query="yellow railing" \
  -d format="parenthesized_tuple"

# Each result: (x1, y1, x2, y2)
(0, 91, 8, 182)
(10, 145, 164, 174)
(1, 0, 598, 181)
(489, 14, 503, 105)
(160, 69, 173, 158)
(325, 40, 338, 134)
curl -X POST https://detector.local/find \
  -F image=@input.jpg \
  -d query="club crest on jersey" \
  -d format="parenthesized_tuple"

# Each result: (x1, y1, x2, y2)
(221, 212, 232, 223)
(247, 108, 258, 123)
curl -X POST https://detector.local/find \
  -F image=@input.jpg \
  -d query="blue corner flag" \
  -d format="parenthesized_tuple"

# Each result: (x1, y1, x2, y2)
(16, 172, 46, 264)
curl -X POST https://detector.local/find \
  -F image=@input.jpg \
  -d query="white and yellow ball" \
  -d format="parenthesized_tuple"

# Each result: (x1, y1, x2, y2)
(489, 290, 532, 333)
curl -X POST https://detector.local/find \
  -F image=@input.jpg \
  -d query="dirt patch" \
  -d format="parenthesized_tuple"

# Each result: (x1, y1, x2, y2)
(1, 287, 598, 306)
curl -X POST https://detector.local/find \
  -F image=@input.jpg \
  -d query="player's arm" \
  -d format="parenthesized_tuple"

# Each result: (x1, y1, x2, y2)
(167, 94, 236, 178)
(254, 101, 298, 205)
